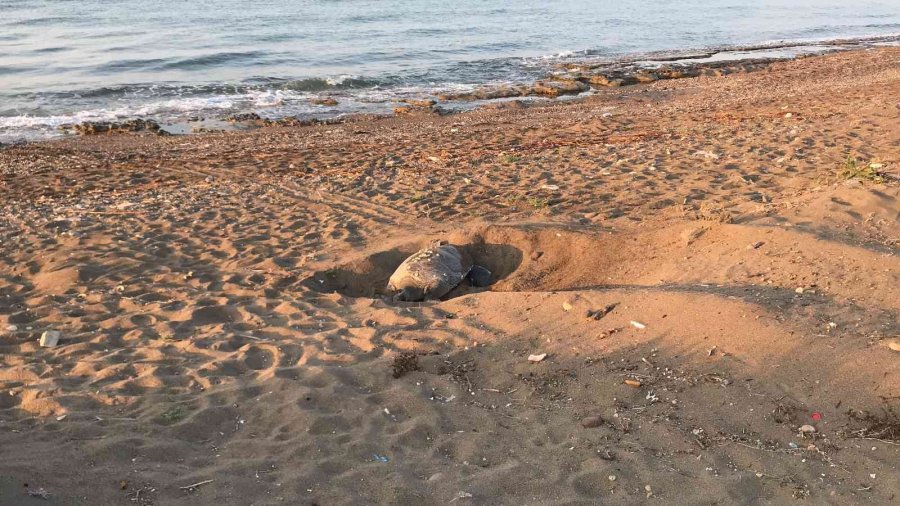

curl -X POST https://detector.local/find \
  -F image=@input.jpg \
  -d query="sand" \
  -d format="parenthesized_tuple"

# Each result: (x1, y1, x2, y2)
(0, 47, 898, 505)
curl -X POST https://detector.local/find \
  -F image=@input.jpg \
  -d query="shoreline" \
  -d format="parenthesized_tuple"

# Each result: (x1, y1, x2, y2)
(0, 47, 898, 504)
(2, 34, 898, 143)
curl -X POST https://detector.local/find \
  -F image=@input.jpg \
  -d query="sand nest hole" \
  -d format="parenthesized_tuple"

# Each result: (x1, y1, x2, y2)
(305, 224, 617, 300)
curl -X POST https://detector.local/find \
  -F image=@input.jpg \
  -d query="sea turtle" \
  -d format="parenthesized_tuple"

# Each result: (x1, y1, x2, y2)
(387, 242, 491, 302)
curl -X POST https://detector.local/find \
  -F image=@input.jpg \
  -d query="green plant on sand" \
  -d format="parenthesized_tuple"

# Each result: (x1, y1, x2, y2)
(839, 156, 885, 183)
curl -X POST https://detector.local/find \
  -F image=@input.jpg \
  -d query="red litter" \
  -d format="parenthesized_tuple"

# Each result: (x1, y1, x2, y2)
(811, 412, 822, 421)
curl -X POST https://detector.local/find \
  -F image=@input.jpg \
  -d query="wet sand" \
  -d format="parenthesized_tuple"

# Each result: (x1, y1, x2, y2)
(0, 47, 898, 504)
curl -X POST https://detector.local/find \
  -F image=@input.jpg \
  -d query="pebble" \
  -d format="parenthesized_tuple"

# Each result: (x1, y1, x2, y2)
(528, 353, 547, 363)
(581, 415, 604, 428)
(624, 379, 642, 388)
(799, 424, 816, 434)
(5, 324, 17, 332)
(888, 341, 900, 352)
(608, 475, 616, 482)
(39, 330, 61, 348)
(630, 320, 646, 329)
(562, 301, 574, 312)
(795, 287, 804, 294)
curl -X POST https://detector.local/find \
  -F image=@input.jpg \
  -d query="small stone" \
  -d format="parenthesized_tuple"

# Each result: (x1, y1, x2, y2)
(5, 324, 17, 332)
(888, 341, 900, 352)
(624, 379, 642, 388)
(784, 112, 793, 118)
(630, 321, 646, 329)
(39, 330, 61, 348)
(868, 163, 883, 169)
(799, 424, 816, 434)
(528, 353, 547, 363)
(748, 241, 764, 249)
(562, 301, 574, 312)
(581, 415, 604, 428)
(795, 287, 804, 294)
(530, 251, 544, 261)
(608, 475, 616, 482)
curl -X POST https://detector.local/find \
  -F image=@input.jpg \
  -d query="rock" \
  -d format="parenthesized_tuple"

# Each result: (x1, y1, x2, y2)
(39, 330, 60, 348)
(5, 324, 17, 332)
(795, 287, 804, 294)
(562, 301, 574, 312)
(528, 353, 547, 363)
(225, 112, 263, 122)
(438, 86, 525, 101)
(799, 424, 816, 433)
(889, 341, 900, 352)
(400, 99, 436, 108)
(394, 106, 432, 116)
(584, 74, 625, 87)
(478, 100, 526, 111)
(530, 251, 544, 261)
(630, 320, 646, 329)
(624, 379, 642, 388)
(531, 79, 589, 97)
(656, 67, 700, 79)
(73, 119, 163, 135)
(633, 71, 659, 83)
(581, 415, 604, 428)
(312, 98, 339, 106)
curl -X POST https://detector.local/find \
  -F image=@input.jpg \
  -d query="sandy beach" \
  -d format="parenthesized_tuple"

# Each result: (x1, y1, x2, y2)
(1, 47, 898, 504)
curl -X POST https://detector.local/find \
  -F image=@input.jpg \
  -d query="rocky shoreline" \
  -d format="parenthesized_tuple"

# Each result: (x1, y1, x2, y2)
(47, 36, 898, 139)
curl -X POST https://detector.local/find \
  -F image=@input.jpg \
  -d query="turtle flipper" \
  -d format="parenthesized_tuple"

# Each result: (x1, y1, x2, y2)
(466, 265, 492, 287)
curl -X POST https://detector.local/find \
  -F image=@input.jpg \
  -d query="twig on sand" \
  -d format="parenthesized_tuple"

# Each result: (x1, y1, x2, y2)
(236, 333, 269, 341)
(855, 436, 899, 446)
(179, 479, 214, 490)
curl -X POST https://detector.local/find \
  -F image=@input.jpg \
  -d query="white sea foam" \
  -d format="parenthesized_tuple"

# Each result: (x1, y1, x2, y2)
(0, 91, 313, 133)
(325, 74, 361, 86)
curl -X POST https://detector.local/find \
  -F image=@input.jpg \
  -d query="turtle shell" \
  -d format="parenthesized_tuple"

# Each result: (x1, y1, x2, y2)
(387, 243, 470, 300)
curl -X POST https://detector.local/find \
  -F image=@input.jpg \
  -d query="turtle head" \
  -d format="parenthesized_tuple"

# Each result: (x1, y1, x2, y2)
(393, 286, 425, 302)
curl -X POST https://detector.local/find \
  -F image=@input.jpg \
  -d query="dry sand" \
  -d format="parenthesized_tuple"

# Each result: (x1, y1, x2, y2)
(0, 47, 898, 505)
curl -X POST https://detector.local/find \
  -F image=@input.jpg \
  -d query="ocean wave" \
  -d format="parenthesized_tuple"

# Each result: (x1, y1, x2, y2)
(0, 96, 240, 130)
(157, 51, 270, 71)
